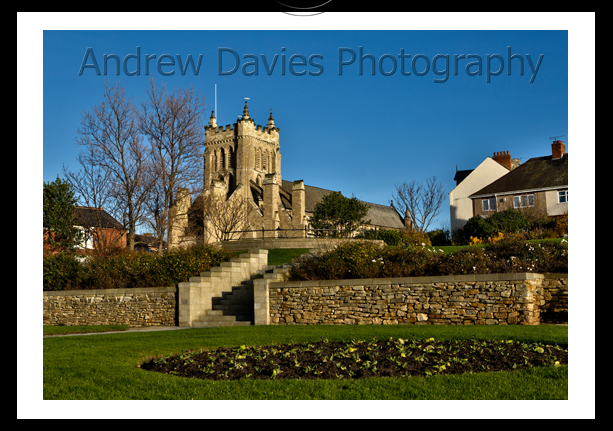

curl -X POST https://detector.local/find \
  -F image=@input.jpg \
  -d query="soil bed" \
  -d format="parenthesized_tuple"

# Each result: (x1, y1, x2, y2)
(139, 336, 568, 381)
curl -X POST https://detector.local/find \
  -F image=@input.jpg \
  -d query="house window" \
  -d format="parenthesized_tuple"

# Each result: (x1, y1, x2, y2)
(482, 198, 496, 212)
(558, 190, 568, 204)
(513, 194, 534, 208)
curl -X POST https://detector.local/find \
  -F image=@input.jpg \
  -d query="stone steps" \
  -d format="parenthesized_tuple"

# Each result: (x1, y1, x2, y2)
(183, 248, 318, 328)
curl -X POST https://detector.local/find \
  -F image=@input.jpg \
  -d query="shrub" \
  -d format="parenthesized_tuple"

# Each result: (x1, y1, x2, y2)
(555, 212, 568, 237)
(43, 252, 86, 291)
(428, 228, 450, 246)
(286, 238, 568, 281)
(43, 244, 234, 291)
(463, 215, 496, 242)
(487, 209, 531, 234)
(399, 228, 432, 246)
(375, 229, 402, 246)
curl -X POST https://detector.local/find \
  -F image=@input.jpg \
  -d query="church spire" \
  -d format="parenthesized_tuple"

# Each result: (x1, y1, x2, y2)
(208, 110, 217, 128)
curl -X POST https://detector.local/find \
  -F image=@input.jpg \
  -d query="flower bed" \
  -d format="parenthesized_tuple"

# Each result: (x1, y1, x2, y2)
(139, 336, 568, 381)
(286, 238, 567, 281)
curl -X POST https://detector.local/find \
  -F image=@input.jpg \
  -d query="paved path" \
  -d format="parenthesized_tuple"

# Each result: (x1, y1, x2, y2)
(43, 326, 194, 337)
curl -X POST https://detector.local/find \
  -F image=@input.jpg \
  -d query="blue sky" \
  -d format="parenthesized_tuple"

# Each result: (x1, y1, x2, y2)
(34, 17, 583, 233)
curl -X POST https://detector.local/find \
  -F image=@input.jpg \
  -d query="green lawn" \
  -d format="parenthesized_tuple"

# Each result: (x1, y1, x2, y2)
(43, 324, 567, 401)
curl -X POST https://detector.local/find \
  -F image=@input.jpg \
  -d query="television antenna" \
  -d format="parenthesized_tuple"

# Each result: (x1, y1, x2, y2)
(549, 135, 565, 141)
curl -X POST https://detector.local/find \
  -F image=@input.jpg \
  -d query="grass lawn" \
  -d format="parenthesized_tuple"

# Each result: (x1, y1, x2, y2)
(43, 324, 568, 402)
(426, 237, 567, 254)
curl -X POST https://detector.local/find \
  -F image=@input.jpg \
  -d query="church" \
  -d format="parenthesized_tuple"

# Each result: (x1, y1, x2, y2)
(168, 101, 407, 248)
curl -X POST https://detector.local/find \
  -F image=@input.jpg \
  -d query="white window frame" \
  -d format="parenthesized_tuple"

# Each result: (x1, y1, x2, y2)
(482, 197, 496, 212)
(513, 194, 534, 208)
(558, 190, 568, 204)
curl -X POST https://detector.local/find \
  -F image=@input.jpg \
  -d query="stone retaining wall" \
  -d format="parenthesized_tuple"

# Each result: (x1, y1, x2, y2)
(43, 286, 177, 327)
(43, 272, 568, 327)
(219, 237, 384, 251)
(263, 273, 568, 326)
(537, 275, 569, 324)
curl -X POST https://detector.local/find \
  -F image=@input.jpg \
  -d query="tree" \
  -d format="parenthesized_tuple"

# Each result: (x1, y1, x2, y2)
(63, 151, 127, 255)
(392, 176, 445, 233)
(139, 79, 207, 254)
(200, 191, 255, 243)
(74, 82, 150, 250)
(43, 176, 84, 253)
(310, 191, 371, 237)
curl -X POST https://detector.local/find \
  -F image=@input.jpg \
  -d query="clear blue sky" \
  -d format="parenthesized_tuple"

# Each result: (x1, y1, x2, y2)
(32, 16, 583, 232)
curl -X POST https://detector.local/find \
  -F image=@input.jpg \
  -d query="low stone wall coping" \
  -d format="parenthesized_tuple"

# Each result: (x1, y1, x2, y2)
(270, 273, 552, 288)
(43, 286, 177, 297)
(219, 238, 385, 251)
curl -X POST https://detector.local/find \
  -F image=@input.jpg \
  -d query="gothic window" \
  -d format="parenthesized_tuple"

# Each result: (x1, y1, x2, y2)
(213, 150, 218, 172)
(262, 149, 267, 171)
(220, 148, 226, 170)
(227, 147, 234, 169)
(255, 148, 261, 170)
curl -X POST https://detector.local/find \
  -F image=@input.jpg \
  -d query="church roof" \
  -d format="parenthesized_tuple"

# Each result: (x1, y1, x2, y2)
(281, 180, 405, 229)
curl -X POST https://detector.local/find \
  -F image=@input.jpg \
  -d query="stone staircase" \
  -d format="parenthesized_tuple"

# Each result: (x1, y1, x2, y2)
(179, 248, 319, 328)
(192, 263, 294, 327)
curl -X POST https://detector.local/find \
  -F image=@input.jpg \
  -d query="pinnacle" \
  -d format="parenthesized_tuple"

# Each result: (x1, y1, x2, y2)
(208, 110, 217, 127)
(267, 110, 275, 128)
(242, 100, 250, 120)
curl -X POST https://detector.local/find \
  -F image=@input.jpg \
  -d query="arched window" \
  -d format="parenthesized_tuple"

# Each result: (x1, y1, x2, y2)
(227, 147, 234, 169)
(220, 148, 226, 170)
(213, 150, 218, 172)
(255, 148, 261, 169)
(262, 149, 267, 171)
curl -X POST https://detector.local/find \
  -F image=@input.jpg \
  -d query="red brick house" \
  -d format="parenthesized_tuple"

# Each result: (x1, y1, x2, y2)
(43, 206, 126, 253)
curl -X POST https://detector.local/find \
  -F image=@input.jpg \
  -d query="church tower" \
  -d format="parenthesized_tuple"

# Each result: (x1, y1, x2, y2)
(203, 101, 281, 201)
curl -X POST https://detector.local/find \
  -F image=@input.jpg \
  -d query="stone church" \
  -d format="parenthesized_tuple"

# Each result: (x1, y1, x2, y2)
(168, 101, 407, 248)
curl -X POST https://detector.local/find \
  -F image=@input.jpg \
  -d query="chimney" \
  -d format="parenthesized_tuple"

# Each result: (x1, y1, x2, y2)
(492, 151, 512, 170)
(552, 140, 566, 159)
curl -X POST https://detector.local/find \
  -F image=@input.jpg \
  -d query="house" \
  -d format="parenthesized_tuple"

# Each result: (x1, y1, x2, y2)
(168, 101, 407, 248)
(449, 150, 520, 233)
(468, 141, 568, 219)
(72, 206, 126, 252)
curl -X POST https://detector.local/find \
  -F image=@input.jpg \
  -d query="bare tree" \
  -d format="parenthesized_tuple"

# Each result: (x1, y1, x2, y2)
(201, 192, 255, 243)
(393, 176, 446, 233)
(63, 150, 124, 254)
(74, 82, 150, 250)
(139, 79, 207, 254)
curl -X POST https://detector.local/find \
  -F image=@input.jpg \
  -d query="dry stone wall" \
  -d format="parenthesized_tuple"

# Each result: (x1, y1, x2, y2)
(266, 274, 567, 326)
(43, 286, 177, 327)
